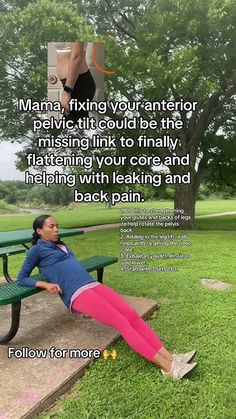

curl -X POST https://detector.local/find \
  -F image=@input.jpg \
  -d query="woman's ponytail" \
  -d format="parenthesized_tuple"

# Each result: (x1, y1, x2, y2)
(32, 214, 51, 246)
(32, 231, 39, 246)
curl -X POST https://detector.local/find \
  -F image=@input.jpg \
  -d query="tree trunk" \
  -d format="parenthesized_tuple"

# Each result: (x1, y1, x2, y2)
(105, 199, 112, 209)
(174, 181, 196, 230)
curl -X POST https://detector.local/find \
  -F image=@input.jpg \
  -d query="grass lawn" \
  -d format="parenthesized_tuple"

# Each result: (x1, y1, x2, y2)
(0, 199, 236, 231)
(1, 212, 235, 418)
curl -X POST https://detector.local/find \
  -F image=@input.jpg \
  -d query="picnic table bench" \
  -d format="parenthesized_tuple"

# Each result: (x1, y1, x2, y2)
(0, 228, 118, 344)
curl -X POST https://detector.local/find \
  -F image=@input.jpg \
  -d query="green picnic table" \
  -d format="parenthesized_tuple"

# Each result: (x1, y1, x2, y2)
(0, 228, 85, 281)
(0, 228, 118, 344)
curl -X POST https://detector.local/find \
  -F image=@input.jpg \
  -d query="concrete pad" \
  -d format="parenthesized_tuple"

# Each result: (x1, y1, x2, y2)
(0, 291, 157, 419)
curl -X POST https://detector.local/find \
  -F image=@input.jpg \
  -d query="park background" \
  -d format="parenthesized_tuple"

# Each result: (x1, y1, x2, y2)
(0, 0, 236, 418)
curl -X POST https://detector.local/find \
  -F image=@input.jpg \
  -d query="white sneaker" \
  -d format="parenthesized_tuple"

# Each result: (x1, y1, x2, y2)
(161, 359, 197, 380)
(173, 350, 196, 364)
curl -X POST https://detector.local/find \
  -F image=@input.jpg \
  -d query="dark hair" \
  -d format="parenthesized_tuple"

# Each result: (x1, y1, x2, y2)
(32, 214, 65, 246)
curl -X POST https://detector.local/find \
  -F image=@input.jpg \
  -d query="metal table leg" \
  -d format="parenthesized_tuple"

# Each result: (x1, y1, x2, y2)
(0, 244, 28, 343)
(0, 301, 21, 344)
(3, 255, 14, 283)
(97, 268, 104, 283)
(2, 243, 29, 283)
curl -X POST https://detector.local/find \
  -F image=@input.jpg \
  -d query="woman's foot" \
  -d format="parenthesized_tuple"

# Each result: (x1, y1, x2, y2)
(161, 359, 197, 380)
(172, 350, 196, 363)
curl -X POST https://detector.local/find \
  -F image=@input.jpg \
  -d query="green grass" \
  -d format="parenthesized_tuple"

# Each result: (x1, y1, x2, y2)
(1, 210, 235, 419)
(0, 199, 236, 231)
(197, 215, 236, 230)
(195, 199, 236, 215)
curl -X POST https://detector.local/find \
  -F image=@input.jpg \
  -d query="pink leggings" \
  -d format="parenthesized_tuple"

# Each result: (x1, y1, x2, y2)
(71, 283, 163, 361)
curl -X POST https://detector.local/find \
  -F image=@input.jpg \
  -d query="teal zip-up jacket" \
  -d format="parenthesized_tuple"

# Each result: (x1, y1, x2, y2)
(16, 239, 96, 310)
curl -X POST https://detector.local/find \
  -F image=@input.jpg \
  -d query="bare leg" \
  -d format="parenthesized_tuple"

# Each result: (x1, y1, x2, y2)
(158, 346, 173, 362)
(151, 351, 172, 372)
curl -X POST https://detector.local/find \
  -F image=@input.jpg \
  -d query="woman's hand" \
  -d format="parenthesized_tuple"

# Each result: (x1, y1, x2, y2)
(45, 283, 62, 294)
(60, 91, 71, 116)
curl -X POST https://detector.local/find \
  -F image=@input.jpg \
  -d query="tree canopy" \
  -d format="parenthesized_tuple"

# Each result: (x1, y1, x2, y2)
(0, 0, 94, 141)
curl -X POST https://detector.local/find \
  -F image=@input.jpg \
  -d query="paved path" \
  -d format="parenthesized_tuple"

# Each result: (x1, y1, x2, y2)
(82, 223, 121, 232)
(81, 211, 236, 232)
(195, 211, 236, 218)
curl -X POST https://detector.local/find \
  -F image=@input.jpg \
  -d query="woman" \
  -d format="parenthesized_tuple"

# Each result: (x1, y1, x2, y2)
(56, 42, 96, 122)
(17, 215, 197, 380)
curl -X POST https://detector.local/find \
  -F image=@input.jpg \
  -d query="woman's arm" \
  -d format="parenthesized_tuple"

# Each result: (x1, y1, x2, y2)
(65, 42, 84, 89)
(60, 43, 84, 116)
(16, 246, 41, 287)
(17, 247, 62, 294)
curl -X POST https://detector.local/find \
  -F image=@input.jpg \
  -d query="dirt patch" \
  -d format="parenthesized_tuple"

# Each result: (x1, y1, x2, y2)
(201, 278, 232, 291)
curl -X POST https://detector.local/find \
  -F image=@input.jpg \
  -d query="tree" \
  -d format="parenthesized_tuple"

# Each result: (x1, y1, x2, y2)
(0, 181, 9, 199)
(1, 0, 236, 228)
(0, 0, 95, 142)
(77, 0, 236, 228)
